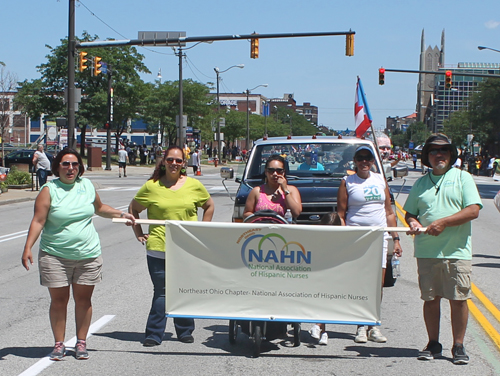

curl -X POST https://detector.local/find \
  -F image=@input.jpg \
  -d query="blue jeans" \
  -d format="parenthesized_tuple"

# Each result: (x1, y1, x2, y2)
(37, 169, 49, 187)
(145, 255, 194, 343)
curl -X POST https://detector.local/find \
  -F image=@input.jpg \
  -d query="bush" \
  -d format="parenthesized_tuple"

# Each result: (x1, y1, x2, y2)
(5, 166, 32, 186)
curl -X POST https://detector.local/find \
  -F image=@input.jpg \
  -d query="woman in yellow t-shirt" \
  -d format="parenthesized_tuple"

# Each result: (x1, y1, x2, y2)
(129, 145, 214, 346)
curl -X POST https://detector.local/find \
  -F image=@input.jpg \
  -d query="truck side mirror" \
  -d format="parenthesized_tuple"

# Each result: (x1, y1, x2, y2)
(220, 167, 234, 180)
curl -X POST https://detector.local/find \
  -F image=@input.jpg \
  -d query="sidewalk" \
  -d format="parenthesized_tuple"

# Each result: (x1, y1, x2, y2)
(0, 162, 231, 206)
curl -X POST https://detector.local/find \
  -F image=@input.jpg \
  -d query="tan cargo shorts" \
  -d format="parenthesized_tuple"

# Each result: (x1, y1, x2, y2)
(417, 258, 471, 301)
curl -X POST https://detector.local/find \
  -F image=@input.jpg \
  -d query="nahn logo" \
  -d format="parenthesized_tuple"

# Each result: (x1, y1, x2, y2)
(240, 232, 311, 268)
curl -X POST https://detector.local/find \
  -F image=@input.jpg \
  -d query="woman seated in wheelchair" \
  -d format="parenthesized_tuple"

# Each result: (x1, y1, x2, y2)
(243, 155, 302, 221)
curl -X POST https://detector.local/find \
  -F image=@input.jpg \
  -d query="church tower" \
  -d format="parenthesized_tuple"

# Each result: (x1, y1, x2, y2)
(417, 29, 445, 123)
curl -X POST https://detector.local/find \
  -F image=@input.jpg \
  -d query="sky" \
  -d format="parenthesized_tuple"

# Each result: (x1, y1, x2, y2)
(1, 0, 499, 131)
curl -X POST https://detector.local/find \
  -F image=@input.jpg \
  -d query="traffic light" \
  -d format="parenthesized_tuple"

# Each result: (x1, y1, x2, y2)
(250, 38, 259, 59)
(104, 122, 110, 130)
(79, 51, 88, 72)
(94, 56, 102, 76)
(346, 34, 354, 56)
(445, 70, 452, 89)
(378, 68, 385, 85)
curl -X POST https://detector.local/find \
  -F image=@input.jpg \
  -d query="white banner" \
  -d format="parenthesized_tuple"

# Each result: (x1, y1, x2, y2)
(164, 221, 385, 325)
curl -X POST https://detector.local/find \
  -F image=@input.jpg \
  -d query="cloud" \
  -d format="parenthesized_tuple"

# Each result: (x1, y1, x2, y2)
(485, 20, 500, 29)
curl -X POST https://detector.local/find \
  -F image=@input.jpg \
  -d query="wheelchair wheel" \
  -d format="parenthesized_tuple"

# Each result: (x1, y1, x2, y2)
(293, 323, 301, 347)
(228, 320, 238, 345)
(252, 325, 262, 358)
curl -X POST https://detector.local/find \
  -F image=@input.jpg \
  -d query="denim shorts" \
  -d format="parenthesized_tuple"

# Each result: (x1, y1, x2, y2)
(38, 250, 103, 288)
(417, 258, 471, 301)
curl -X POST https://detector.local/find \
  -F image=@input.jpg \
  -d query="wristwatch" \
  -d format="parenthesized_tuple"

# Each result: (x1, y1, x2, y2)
(392, 237, 400, 241)
(284, 189, 291, 196)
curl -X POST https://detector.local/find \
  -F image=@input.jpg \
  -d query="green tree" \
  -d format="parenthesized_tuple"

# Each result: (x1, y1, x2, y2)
(141, 79, 213, 146)
(442, 110, 472, 147)
(467, 78, 500, 151)
(15, 32, 150, 155)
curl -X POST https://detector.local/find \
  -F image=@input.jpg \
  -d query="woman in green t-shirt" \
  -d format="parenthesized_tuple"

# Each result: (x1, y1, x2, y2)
(22, 149, 135, 361)
(129, 145, 214, 346)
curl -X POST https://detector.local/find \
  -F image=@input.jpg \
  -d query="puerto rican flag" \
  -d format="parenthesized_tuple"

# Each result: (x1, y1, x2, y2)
(354, 77, 372, 138)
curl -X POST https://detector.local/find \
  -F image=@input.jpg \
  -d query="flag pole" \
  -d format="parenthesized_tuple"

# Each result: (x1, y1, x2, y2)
(357, 76, 381, 155)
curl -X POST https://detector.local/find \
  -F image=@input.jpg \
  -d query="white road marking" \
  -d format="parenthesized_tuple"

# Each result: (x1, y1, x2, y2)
(18, 315, 116, 376)
(0, 230, 28, 243)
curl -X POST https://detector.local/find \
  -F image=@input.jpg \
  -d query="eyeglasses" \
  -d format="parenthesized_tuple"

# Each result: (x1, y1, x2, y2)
(429, 147, 450, 155)
(355, 155, 374, 162)
(266, 168, 285, 174)
(60, 161, 80, 168)
(165, 157, 184, 164)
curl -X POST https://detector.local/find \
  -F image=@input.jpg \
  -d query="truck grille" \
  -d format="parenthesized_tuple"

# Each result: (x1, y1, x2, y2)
(296, 203, 337, 225)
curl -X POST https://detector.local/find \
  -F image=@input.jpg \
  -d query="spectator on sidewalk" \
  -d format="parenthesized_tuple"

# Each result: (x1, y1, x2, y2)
(33, 144, 52, 187)
(118, 146, 129, 178)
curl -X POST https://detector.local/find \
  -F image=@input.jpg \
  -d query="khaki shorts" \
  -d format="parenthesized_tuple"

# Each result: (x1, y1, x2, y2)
(417, 258, 471, 301)
(38, 250, 103, 288)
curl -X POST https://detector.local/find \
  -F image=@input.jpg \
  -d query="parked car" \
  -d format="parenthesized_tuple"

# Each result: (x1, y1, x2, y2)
(3, 149, 54, 173)
(222, 136, 408, 225)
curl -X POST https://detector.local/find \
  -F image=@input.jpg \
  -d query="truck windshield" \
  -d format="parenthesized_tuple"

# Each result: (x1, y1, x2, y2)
(247, 142, 381, 178)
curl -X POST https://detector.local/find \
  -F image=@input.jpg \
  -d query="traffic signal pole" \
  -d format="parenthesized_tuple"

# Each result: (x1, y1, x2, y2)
(77, 30, 355, 148)
(106, 67, 113, 170)
(67, 0, 76, 150)
(382, 68, 500, 79)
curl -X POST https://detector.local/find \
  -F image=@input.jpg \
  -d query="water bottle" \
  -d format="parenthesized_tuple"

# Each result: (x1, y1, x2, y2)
(391, 254, 401, 278)
(284, 209, 293, 224)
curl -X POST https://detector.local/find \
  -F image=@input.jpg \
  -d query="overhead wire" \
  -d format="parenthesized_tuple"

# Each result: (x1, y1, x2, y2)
(76, 0, 173, 56)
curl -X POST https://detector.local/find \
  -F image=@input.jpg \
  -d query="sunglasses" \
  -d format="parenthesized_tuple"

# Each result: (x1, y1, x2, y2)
(266, 168, 285, 174)
(60, 161, 80, 168)
(165, 157, 184, 164)
(355, 155, 374, 162)
(428, 147, 450, 155)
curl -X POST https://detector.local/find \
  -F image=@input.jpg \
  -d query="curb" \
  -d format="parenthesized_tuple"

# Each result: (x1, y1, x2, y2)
(0, 196, 36, 206)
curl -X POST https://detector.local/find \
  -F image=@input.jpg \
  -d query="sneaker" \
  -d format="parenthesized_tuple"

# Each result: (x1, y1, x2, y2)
(309, 324, 321, 340)
(319, 332, 328, 345)
(124, 174, 127, 177)
(368, 327, 387, 343)
(119, 175, 122, 178)
(452, 344, 469, 365)
(75, 339, 89, 360)
(179, 335, 194, 343)
(354, 326, 367, 343)
(417, 340, 443, 360)
(50, 341, 66, 361)
(143, 338, 161, 347)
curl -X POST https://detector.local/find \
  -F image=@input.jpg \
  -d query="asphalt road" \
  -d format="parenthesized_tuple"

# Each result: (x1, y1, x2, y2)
(1, 164, 499, 376)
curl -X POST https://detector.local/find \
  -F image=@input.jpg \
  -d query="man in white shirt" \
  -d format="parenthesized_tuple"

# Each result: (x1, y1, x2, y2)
(118, 146, 129, 178)
(32, 144, 51, 187)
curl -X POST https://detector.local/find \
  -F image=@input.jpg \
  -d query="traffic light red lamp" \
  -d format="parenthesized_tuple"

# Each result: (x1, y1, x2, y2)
(445, 70, 453, 89)
(378, 68, 385, 85)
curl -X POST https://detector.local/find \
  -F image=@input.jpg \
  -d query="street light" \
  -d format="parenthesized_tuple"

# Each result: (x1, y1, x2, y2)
(214, 64, 244, 161)
(245, 84, 268, 149)
(286, 114, 293, 136)
(478, 46, 500, 54)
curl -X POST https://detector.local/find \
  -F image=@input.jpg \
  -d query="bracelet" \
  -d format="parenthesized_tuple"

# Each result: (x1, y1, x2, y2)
(120, 212, 125, 218)
(393, 237, 400, 241)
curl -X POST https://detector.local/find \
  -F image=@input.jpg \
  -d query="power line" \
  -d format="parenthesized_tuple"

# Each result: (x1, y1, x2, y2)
(77, 0, 173, 56)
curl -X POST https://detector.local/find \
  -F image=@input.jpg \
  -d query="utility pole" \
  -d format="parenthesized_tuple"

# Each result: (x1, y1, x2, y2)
(177, 47, 184, 149)
(67, 0, 76, 149)
(105, 66, 113, 170)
